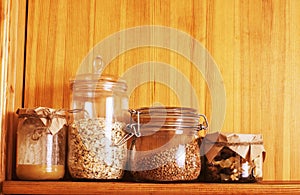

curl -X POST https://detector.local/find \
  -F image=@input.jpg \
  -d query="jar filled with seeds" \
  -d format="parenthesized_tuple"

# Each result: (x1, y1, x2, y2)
(68, 72, 129, 180)
(199, 132, 266, 182)
(127, 107, 208, 182)
(16, 107, 67, 180)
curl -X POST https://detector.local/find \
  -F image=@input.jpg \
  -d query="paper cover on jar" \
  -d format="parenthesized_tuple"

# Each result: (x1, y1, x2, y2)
(201, 132, 266, 163)
(16, 107, 67, 135)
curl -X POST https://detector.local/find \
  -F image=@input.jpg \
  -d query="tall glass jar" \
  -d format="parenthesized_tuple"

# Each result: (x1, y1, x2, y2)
(68, 74, 129, 180)
(16, 107, 67, 180)
(127, 106, 208, 182)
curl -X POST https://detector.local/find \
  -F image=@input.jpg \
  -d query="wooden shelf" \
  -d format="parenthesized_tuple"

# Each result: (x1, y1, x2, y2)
(2, 181, 300, 195)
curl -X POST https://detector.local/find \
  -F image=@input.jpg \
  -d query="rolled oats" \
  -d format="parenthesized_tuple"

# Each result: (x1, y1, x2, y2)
(68, 118, 127, 179)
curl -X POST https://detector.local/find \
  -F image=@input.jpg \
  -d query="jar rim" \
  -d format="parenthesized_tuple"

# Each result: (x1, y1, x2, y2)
(129, 106, 204, 135)
(70, 74, 127, 92)
(135, 125, 199, 135)
(131, 106, 201, 124)
(134, 106, 198, 115)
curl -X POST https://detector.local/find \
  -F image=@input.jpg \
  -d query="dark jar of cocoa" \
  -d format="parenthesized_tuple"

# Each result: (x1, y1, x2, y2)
(199, 132, 266, 183)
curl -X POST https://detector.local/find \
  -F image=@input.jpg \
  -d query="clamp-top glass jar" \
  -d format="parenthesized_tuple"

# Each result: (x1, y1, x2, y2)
(127, 106, 208, 182)
(68, 74, 129, 180)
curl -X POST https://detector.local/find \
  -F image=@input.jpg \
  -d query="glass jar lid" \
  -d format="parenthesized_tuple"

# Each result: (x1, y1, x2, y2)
(131, 106, 207, 129)
(70, 74, 127, 93)
(114, 107, 208, 146)
(70, 56, 127, 92)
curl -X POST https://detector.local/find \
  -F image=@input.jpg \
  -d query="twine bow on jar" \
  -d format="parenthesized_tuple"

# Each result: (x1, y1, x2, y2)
(17, 107, 68, 137)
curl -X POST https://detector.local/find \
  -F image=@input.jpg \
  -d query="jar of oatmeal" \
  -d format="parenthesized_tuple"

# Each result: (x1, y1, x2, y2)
(16, 107, 67, 180)
(68, 71, 129, 179)
(126, 106, 208, 182)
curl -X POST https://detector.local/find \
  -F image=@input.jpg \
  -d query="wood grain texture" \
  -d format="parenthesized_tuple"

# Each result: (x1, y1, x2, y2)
(0, 0, 9, 182)
(0, 0, 26, 182)
(2, 181, 300, 195)
(16, 0, 300, 181)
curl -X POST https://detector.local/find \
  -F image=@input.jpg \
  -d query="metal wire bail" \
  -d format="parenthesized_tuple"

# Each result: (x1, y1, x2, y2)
(113, 109, 141, 146)
(199, 114, 209, 130)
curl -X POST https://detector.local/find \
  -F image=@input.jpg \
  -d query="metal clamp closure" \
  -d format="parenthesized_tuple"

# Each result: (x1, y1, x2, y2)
(114, 109, 141, 146)
(198, 114, 209, 130)
(129, 109, 141, 137)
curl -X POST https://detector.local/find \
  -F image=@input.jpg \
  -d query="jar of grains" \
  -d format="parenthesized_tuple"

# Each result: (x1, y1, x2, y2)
(16, 107, 67, 180)
(126, 106, 208, 182)
(68, 73, 129, 180)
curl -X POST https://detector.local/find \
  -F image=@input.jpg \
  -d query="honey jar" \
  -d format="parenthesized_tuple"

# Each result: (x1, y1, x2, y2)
(16, 107, 67, 180)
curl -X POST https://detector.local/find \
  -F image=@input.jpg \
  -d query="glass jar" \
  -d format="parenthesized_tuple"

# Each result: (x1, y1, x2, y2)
(127, 106, 208, 182)
(68, 74, 129, 180)
(16, 107, 67, 180)
(199, 132, 266, 182)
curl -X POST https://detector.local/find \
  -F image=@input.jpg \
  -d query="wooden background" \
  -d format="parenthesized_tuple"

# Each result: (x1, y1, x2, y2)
(2, 0, 300, 181)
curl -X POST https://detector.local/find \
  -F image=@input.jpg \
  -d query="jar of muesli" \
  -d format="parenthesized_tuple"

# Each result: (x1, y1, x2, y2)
(126, 106, 208, 182)
(68, 70, 129, 180)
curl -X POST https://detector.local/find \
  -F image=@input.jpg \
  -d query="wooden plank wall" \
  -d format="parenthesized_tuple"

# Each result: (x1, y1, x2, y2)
(0, 0, 9, 182)
(0, 0, 26, 181)
(5, 0, 300, 180)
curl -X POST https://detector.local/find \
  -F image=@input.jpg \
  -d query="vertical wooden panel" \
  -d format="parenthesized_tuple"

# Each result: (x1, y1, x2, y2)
(25, 0, 63, 107)
(64, 0, 96, 106)
(148, 0, 209, 114)
(0, 0, 26, 181)
(205, 0, 236, 131)
(0, 0, 9, 182)
(286, 0, 300, 180)
(116, 0, 152, 108)
(270, 0, 286, 180)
